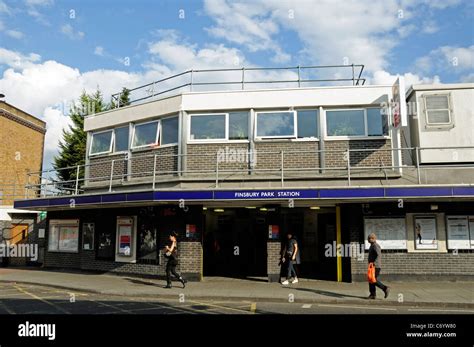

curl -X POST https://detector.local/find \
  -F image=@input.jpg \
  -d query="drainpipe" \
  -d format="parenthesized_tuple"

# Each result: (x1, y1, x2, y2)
(319, 106, 325, 173)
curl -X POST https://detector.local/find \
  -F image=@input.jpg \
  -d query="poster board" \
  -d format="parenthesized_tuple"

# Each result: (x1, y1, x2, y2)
(446, 216, 470, 250)
(82, 223, 95, 250)
(414, 216, 438, 250)
(116, 217, 134, 257)
(364, 218, 406, 250)
(268, 225, 279, 240)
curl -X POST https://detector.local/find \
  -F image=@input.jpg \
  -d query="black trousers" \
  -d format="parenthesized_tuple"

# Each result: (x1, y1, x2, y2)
(166, 258, 181, 285)
(369, 268, 387, 295)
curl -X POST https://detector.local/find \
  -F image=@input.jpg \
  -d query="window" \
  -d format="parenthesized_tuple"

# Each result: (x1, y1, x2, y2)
(48, 219, 79, 252)
(367, 108, 389, 136)
(190, 114, 226, 140)
(326, 110, 365, 136)
(229, 112, 249, 140)
(297, 110, 319, 138)
(132, 121, 159, 148)
(90, 130, 113, 155)
(326, 108, 389, 137)
(161, 116, 179, 145)
(256, 111, 296, 138)
(424, 94, 451, 125)
(114, 126, 129, 152)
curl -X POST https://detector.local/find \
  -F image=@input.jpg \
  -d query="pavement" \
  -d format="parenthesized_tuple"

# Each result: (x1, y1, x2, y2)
(0, 268, 473, 309)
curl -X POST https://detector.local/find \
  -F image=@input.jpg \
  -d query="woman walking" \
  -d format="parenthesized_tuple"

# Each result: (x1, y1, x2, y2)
(164, 231, 187, 289)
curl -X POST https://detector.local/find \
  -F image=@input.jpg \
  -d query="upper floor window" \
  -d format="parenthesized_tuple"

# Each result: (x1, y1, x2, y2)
(255, 110, 319, 139)
(326, 108, 388, 137)
(90, 130, 113, 155)
(423, 94, 452, 125)
(114, 126, 129, 152)
(189, 112, 249, 142)
(132, 121, 159, 148)
(161, 116, 179, 145)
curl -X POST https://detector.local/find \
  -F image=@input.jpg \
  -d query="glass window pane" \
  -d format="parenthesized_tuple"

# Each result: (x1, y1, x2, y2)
(326, 110, 365, 136)
(427, 110, 450, 124)
(91, 131, 112, 154)
(132, 122, 158, 147)
(425, 95, 449, 110)
(161, 116, 179, 145)
(190, 115, 226, 140)
(257, 112, 295, 137)
(297, 110, 319, 138)
(114, 126, 129, 152)
(367, 108, 388, 136)
(229, 112, 249, 140)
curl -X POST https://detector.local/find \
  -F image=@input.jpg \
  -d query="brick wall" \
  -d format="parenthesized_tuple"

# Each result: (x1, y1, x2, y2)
(130, 145, 178, 179)
(255, 141, 320, 173)
(267, 241, 281, 282)
(186, 143, 250, 174)
(324, 139, 392, 169)
(0, 103, 45, 204)
(350, 252, 474, 280)
(178, 241, 202, 280)
(88, 153, 127, 183)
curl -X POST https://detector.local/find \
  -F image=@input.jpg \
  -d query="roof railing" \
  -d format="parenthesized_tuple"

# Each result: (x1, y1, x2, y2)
(111, 64, 366, 108)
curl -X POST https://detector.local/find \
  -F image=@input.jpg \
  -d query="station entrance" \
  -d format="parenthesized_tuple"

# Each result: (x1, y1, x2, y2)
(202, 206, 338, 280)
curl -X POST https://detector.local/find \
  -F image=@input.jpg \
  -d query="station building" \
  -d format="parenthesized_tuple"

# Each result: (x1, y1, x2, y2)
(13, 66, 474, 282)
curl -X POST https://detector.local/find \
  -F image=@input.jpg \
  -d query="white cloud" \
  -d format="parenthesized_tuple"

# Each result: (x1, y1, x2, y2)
(0, 48, 41, 69)
(460, 73, 474, 83)
(421, 20, 439, 34)
(94, 46, 105, 57)
(25, 0, 54, 25)
(60, 24, 84, 40)
(25, 0, 54, 5)
(6, 30, 25, 39)
(415, 45, 474, 73)
(371, 69, 441, 89)
(0, 0, 11, 14)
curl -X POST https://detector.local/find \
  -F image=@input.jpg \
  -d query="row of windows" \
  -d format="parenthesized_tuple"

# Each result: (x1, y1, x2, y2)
(90, 116, 179, 155)
(89, 108, 389, 156)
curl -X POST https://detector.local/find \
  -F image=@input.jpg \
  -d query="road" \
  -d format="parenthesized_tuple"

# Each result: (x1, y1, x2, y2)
(0, 282, 472, 315)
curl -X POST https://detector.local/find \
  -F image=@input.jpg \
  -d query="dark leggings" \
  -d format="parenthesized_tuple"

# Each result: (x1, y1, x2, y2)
(369, 268, 387, 295)
(166, 258, 182, 285)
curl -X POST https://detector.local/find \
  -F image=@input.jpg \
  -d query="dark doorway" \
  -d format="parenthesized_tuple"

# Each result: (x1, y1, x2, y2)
(203, 208, 267, 278)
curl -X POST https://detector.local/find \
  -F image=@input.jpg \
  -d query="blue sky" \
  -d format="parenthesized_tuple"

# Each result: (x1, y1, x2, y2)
(0, 0, 473, 168)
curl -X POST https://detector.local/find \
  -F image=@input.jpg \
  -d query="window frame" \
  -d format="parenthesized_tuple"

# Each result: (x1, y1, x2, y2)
(159, 115, 180, 147)
(325, 107, 390, 139)
(113, 126, 130, 153)
(48, 219, 80, 253)
(188, 112, 250, 143)
(423, 93, 453, 126)
(89, 129, 114, 156)
(131, 119, 160, 150)
(295, 109, 320, 140)
(255, 110, 298, 140)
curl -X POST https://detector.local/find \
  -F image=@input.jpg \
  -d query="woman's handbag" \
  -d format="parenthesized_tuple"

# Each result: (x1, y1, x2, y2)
(367, 262, 377, 283)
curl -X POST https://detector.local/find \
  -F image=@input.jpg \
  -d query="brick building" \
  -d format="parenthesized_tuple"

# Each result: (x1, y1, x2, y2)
(1, 100, 46, 266)
(13, 66, 474, 282)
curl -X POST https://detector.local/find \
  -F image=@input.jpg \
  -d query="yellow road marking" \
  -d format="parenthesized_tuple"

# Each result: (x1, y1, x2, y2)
(14, 285, 71, 314)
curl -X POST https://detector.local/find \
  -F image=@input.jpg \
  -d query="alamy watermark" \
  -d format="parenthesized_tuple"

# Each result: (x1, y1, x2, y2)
(324, 242, 365, 261)
(0, 242, 38, 261)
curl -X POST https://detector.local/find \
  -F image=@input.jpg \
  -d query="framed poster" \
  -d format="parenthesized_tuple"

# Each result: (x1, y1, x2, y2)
(469, 216, 474, 249)
(414, 216, 438, 250)
(82, 223, 95, 250)
(268, 225, 279, 240)
(48, 219, 79, 252)
(117, 217, 133, 256)
(186, 224, 197, 239)
(364, 218, 406, 250)
(446, 216, 470, 250)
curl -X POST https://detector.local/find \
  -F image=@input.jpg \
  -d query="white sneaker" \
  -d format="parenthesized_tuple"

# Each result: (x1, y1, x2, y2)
(281, 280, 290, 285)
(291, 278, 299, 284)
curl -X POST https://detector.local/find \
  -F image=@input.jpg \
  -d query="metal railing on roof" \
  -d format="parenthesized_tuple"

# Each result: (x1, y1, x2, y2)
(111, 64, 366, 108)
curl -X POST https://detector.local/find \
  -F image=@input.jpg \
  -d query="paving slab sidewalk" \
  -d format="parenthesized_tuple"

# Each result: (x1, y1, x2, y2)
(0, 268, 472, 308)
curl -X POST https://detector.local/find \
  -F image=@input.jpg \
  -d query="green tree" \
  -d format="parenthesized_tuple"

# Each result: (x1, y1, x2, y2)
(53, 89, 108, 188)
(110, 87, 131, 108)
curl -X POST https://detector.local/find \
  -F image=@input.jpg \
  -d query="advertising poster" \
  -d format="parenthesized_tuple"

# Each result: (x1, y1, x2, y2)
(119, 226, 132, 256)
(186, 224, 197, 239)
(268, 225, 279, 240)
(139, 226, 157, 260)
(414, 216, 438, 250)
(446, 216, 470, 250)
(469, 216, 474, 249)
(364, 218, 407, 250)
(59, 226, 79, 252)
(82, 223, 95, 250)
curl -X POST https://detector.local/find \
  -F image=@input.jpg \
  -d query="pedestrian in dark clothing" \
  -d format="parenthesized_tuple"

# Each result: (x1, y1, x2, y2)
(164, 231, 187, 289)
(281, 232, 300, 285)
(367, 233, 390, 299)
